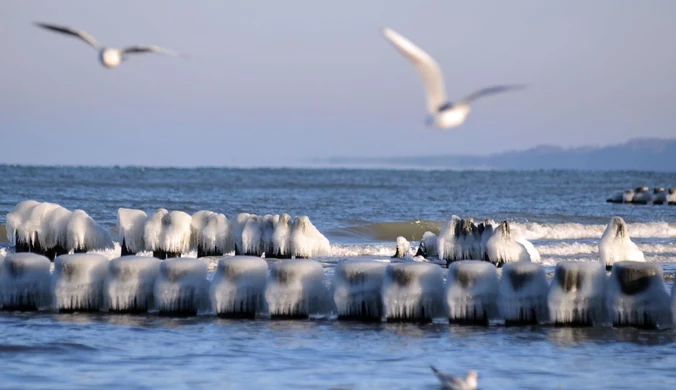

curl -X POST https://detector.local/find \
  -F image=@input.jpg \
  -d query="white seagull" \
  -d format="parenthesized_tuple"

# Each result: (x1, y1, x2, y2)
(382, 27, 524, 129)
(430, 366, 478, 390)
(34, 22, 185, 69)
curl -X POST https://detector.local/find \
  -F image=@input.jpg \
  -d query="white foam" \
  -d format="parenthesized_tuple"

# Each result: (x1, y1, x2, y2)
(154, 258, 209, 315)
(498, 262, 549, 324)
(290, 216, 331, 258)
(486, 221, 531, 266)
(5, 200, 40, 245)
(599, 217, 645, 269)
(105, 255, 161, 313)
(512, 221, 676, 240)
(209, 256, 268, 317)
(117, 208, 148, 255)
(547, 261, 607, 326)
(264, 259, 332, 318)
(445, 260, 499, 324)
(606, 261, 672, 328)
(0, 253, 51, 310)
(144, 208, 168, 253)
(415, 231, 439, 259)
(381, 262, 445, 321)
(66, 209, 115, 252)
(198, 213, 232, 257)
(437, 215, 460, 263)
(271, 213, 292, 258)
(392, 236, 411, 258)
(332, 259, 387, 320)
(52, 253, 108, 312)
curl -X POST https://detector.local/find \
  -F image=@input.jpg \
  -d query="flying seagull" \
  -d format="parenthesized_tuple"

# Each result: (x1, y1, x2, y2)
(430, 366, 478, 390)
(34, 22, 185, 69)
(382, 27, 524, 129)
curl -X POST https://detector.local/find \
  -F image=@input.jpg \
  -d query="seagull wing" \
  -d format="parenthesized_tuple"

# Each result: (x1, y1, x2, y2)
(460, 85, 525, 104)
(122, 45, 186, 58)
(33, 22, 99, 50)
(382, 27, 448, 114)
(430, 366, 466, 390)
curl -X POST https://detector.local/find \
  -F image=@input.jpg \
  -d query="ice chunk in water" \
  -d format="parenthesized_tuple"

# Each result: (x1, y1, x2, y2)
(445, 260, 499, 325)
(264, 259, 332, 319)
(547, 261, 607, 326)
(0, 253, 51, 311)
(381, 262, 445, 322)
(52, 253, 108, 312)
(105, 256, 161, 313)
(154, 258, 208, 316)
(117, 208, 148, 256)
(599, 217, 645, 270)
(605, 261, 672, 329)
(332, 259, 387, 321)
(210, 256, 268, 318)
(392, 236, 411, 258)
(498, 262, 548, 325)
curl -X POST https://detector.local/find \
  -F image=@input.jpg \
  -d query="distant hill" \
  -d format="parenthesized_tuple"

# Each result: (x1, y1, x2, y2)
(323, 138, 676, 171)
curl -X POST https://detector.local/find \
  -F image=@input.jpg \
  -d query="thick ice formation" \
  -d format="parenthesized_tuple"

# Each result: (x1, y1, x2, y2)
(66, 209, 115, 253)
(197, 213, 232, 257)
(209, 256, 268, 318)
(454, 218, 476, 260)
(437, 215, 460, 264)
(154, 258, 208, 315)
(117, 208, 148, 256)
(332, 260, 387, 320)
(190, 210, 215, 248)
(598, 217, 645, 270)
(52, 253, 109, 312)
(485, 221, 531, 267)
(105, 256, 161, 313)
(271, 213, 292, 259)
(392, 236, 411, 258)
(289, 216, 331, 258)
(606, 261, 672, 328)
(241, 216, 264, 257)
(144, 208, 169, 256)
(498, 262, 549, 325)
(511, 228, 541, 263)
(144, 209, 191, 259)
(5, 200, 41, 251)
(445, 260, 499, 325)
(606, 190, 624, 203)
(652, 188, 666, 205)
(0, 253, 51, 311)
(264, 259, 332, 319)
(231, 213, 253, 256)
(381, 262, 445, 322)
(41, 206, 73, 259)
(261, 214, 279, 257)
(547, 262, 607, 326)
(631, 187, 651, 204)
(24, 202, 61, 254)
(479, 219, 495, 261)
(668, 188, 676, 205)
(415, 231, 438, 259)
(622, 189, 635, 203)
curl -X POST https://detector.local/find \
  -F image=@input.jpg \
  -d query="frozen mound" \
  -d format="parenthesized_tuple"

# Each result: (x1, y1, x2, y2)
(197, 213, 232, 257)
(0, 253, 51, 311)
(445, 260, 499, 325)
(606, 190, 624, 203)
(486, 221, 531, 267)
(158, 211, 192, 258)
(105, 256, 161, 313)
(117, 208, 148, 256)
(511, 228, 541, 263)
(454, 218, 479, 260)
(479, 219, 495, 261)
(154, 258, 208, 316)
(668, 188, 676, 205)
(498, 262, 548, 325)
(190, 210, 215, 250)
(290, 216, 331, 258)
(332, 259, 387, 321)
(209, 256, 268, 318)
(437, 215, 460, 264)
(144, 208, 169, 256)
(241, 216, 264, 257)
(622, 189, 635, 203)
(261, 214, 279, 257)
(66, 209, 115, 253)
(605, 261, 672, 329)
(271, 213, 292, 259)
(5, 200, 41, 252)
(381, 262, 445, 322)
(630, 187, 651, 205)
(231, 213, 253, 256)
(24, 202, 61, 255)
(415, 231, 438, 259)
(52, 253, 108, 312)
(41, 206, 72, 260)
(264, 259, 332, 319)
(652, 188, 666, 205)
(547, 262, 607, 326)
(599, 216, 645, 270)
(392, 236, 411, 258)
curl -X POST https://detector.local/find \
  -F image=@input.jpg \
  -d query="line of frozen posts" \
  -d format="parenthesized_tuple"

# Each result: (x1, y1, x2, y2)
(1, 200, 674, 329)
(606, 186, 676, 205)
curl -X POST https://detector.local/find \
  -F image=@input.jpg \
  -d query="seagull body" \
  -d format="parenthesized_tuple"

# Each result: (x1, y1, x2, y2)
(430, 367, 478, 390)
(34, 22, 183, 69)
(382, 27, 523, 129)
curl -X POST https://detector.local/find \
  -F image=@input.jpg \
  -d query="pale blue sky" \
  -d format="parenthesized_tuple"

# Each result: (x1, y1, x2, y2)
(1, 0, 675, 166)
